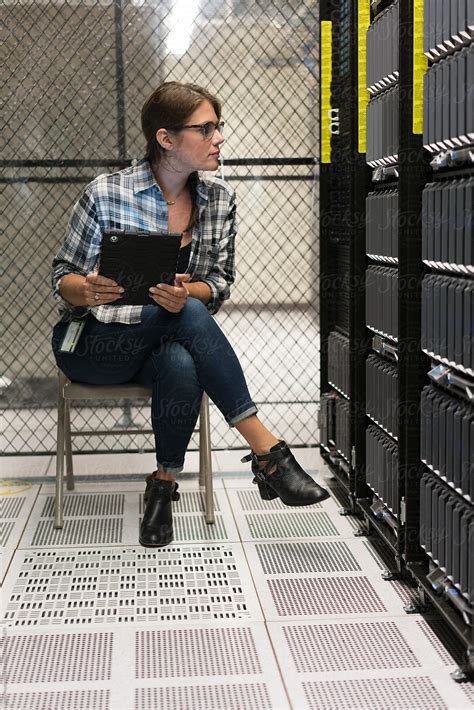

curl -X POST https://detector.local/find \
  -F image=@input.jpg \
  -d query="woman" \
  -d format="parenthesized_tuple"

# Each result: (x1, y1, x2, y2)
(51, 81, 329, 548)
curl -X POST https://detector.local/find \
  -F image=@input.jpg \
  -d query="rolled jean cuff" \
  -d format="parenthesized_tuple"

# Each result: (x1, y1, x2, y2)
(227, 404, 258, 427)
(156, 462, 184, 474)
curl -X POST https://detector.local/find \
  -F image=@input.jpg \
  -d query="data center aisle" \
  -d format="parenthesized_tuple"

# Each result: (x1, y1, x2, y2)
(2, 473, 474, 710)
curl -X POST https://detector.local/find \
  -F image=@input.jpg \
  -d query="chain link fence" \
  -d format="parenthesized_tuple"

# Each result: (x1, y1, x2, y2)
(1, 0, 320, 455)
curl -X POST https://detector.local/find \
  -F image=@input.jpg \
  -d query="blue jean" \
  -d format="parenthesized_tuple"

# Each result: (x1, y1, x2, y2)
(52, 299, 257, 472)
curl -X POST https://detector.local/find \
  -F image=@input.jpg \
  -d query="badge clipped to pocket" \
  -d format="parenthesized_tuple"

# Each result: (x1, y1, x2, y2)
(59, 318, 86, 353)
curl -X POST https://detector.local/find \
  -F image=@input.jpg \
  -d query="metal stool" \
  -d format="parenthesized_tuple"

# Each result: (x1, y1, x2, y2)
(55, 369, 214, 528)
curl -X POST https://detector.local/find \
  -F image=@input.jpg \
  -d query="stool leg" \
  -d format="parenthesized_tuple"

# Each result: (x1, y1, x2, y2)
(65, 401, 75, 491)
(55, 378, 66, 528)
(199, 393, 214, 524)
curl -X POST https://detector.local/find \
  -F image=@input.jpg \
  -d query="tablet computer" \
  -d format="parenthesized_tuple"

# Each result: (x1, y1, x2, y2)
(99, 229, 182, 305)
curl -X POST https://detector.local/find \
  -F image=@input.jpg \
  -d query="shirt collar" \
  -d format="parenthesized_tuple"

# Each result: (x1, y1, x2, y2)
(133, 159, 209, 206)
(132, 160, 157, 194)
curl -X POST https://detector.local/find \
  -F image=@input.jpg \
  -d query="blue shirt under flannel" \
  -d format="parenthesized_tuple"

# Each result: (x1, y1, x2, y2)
(52, 159, 236, 323)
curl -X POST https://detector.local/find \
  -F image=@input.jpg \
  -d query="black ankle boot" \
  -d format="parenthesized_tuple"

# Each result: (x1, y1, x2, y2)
(143, 473, 154, 504)
(242, 441, 330, 506)
(139, 478, 180, 547)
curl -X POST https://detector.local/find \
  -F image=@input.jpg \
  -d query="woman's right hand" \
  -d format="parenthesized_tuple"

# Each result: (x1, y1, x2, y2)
(83, 272, 125, 306)
(59, 272, 124, 307)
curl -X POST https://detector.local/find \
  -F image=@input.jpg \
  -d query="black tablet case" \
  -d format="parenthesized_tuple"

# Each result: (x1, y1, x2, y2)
(99, 230, 182, 306)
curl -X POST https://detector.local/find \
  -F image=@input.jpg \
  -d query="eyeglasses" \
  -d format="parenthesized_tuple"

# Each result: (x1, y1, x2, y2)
(180, 121, 225, 140)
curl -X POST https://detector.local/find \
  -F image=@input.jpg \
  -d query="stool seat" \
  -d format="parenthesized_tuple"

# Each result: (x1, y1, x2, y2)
(63, 382, 152, 400)
(55, 369, 214, 529)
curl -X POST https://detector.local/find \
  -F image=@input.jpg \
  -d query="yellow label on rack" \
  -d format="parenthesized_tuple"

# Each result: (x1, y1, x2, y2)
(358, 0, 371, 154)
(321, 21, 333, 164)
(413, 0, 428, 134)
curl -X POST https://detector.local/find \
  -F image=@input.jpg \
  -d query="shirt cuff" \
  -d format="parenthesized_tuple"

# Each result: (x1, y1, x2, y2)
(201, 278, 228, 315)
(53, 274, 90, 318)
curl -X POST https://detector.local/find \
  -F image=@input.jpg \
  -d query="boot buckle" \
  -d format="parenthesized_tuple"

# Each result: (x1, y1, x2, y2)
(252, 469, 267, 484)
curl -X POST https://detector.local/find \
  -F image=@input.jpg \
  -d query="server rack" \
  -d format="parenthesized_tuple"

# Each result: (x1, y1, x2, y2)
(319, 0, 372, 512)
(319, 0, 473, 679)
(354, 0, 430, 575)
(404, 0, 474, 678)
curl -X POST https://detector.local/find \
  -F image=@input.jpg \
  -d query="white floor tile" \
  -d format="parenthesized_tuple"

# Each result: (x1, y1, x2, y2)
(267, 617, 472, 710)
(37, 478, 224, 495)
(44, 451, 156, 476)
(1, 463, 470, 709)
(213, 449, 250, 473)
(17, 487, 235, 549)
(3, 621, 291, 710)
(226, 488, 353, 543)
(0, 482, 40, 582)
(244, 537, 410, 622)
(3, 543, 263, 628)
(223, 476, 256, 489)
(43, 450, 221, 477)
(1, 456, 51, 478)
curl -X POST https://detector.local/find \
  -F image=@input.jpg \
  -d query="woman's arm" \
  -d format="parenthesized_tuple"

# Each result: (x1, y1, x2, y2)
(185, 281, 212, 304)
(52, 184, 122, 310)
(199, 189, 237, 314)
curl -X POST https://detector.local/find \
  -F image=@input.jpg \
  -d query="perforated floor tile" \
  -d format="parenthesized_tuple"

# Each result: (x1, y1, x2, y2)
(227, 487, 356, 541)
(458, 681, 474, 707)
(301, 676, 449, 709)
(3, 689, 111, 710)
(244, 537, 409, 620)
(0, 483, 39, 580)
(267, 575, 390, 618)
(134, 683, 276, 710)
(18, 487, 238, 548)
(2, 544, 262, 627)
(3, 622, 289, 710)
(267, 618, 473, 710)
(248, 539, 362, 575)
(234, 487, 332, 512)
(132, 621, 290, 709)
(414, 618, 467, 667)
(2, 471, 471, 709)
(245, 510, 340, 540)
(2, 628, 114, 684)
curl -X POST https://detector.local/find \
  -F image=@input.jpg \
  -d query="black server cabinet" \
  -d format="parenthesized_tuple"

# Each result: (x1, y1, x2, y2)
(319, 0, 371, 507)
(406, 0, 474, 675)
(319, 0, 473, 679)
(358, 0, 429, 571)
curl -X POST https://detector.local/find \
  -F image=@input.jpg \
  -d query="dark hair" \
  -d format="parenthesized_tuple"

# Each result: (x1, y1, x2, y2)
(141, 81, 222, 166)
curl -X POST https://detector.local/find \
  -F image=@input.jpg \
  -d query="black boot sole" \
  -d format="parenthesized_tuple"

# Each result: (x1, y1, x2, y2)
(138, 535, 173, 548)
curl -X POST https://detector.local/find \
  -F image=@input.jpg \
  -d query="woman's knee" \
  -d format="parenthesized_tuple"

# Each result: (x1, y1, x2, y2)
(181, 297, 210, 323)
(136, 341, 200, 387)
(165, 340, 196, 367)
(153, 341, 199, 381)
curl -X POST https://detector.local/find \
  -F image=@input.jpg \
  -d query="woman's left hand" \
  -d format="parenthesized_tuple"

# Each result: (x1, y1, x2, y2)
(149, 273, 190, 312)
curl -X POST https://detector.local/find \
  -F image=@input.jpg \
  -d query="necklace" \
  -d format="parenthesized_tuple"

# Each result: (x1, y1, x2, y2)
(164, 189, 186, 206)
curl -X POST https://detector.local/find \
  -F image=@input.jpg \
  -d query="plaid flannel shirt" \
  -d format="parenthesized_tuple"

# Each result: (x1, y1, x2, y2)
(51, 160, 236, 323)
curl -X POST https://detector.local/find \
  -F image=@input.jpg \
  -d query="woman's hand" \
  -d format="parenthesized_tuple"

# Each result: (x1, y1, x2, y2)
(83, 272, 124, 306)
(58, 272, 124, 307)
(149, 273, 190, 312)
